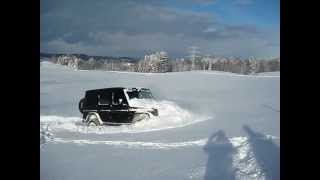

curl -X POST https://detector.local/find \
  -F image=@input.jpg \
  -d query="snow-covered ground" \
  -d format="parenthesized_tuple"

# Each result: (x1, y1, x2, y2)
(40, 61, 280, 180)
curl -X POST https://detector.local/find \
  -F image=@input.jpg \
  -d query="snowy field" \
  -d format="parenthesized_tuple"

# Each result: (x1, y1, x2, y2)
(40, 61, 280, 180)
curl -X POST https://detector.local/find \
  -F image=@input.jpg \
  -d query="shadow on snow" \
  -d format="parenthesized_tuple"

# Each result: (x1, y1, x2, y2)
(243, 125, 280, 180)
(203, 130, 236, 180)
(203, 126, 279, 180)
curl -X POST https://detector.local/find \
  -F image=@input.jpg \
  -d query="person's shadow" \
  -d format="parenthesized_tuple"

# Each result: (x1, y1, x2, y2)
(243, 125, 280, 180)
(203, 130, 235, 180)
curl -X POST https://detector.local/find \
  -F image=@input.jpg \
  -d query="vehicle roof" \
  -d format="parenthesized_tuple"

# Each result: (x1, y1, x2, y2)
(85, 87, 150, 94)
(86, 87, 125, 93)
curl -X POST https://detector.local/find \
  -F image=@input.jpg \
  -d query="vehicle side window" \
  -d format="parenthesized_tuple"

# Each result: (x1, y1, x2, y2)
(98, 92, 112, 105)
(86, 93, 98, 106)
(113, 91, 128, 105)
(127, 91, 139, 99)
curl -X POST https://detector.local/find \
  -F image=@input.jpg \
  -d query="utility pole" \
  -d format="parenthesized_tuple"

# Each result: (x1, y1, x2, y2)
(188, 46, 200, 71)
(204, 54, 212, 71)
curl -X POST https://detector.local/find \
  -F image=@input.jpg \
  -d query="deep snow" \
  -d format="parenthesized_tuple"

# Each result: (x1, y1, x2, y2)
(40, 61, 279, 180)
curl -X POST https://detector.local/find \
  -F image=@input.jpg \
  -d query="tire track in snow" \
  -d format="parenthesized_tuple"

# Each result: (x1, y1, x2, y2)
(185, 133, 279, 180)
(51, 138, 208, 149)
(262, 104, 280, 113)
(43, 130, 280, 180)
(49, 135, 279, 150)
(40, 115, 211, 134)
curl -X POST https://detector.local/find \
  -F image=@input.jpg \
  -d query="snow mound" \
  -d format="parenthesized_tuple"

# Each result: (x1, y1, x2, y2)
(40, 100, 211, 134)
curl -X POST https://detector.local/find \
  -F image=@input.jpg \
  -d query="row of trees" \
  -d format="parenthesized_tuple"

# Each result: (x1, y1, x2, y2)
(53, 55, 137, 72)
(51, 55, 280, 74)
(182, 57, 280, 74)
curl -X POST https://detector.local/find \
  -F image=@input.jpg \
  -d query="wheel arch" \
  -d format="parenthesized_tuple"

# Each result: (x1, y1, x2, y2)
(85, 112, 103, 125)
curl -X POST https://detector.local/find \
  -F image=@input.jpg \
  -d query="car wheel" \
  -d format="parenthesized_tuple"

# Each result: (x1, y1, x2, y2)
(133, 113, 150, 123)
(88, 121, 98, 126)
(86, 114, 101, 126)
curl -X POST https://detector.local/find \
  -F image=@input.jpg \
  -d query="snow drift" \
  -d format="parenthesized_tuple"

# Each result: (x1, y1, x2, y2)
(40, 99, 211, 136)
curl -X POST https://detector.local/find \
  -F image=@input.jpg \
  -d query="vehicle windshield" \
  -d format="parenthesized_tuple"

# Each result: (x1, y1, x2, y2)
(127, 89, 153, 99)
(138, 90, 153, 99)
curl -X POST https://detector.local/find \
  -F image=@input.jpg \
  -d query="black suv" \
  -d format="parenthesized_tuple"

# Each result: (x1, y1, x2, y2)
(79, 87, 158, 126)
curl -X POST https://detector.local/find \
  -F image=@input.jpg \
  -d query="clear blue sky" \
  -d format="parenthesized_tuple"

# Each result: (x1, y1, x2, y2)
(165, 0, 279, 29)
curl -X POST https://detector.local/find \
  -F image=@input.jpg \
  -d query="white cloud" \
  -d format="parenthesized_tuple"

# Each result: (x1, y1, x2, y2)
(203, 27, 217, 33)
(40, 0, 278, 58)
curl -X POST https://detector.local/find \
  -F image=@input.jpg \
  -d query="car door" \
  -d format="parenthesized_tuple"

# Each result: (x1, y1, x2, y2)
(97, 91, 112, 122)
(109, 90, 132, 123)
